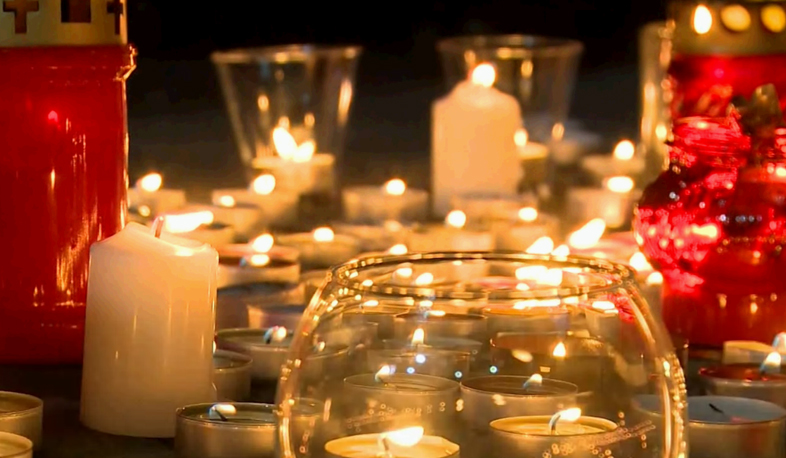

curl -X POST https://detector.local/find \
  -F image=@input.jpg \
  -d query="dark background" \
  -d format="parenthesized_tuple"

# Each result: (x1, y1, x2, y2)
(123, 0, 668, 196)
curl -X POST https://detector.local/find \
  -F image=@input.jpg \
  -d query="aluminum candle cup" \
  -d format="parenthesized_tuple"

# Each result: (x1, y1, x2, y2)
(342, 184, 428, 224)
(342, 307, 399, 340)
(382, 337, 484, 367)
(216, 282, 304, 330)
(325, 433, 460, 458)
(365, 348, 471, 381)
(490, 415, 618, 458)
(342, 373, 460, 438)
(0, 432, 32, 458)
(246, 303, 306, 330)
(217, 254, 300, 288)
(700, 364, 786, 408)
(277, 232, 361, 270)
(393, 312, 487, 341)
(213, 350, 253, 402)
(483, 305, 570, 337)
(460, 376, 578, 432)
(0, 393, 42, 450)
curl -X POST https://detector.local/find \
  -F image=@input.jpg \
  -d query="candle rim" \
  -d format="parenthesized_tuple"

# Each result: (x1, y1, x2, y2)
(212, 349, 253, 371)
(346, 372, 459, 393)
(107, 222, 214, 253)
(0, 431, 33, 454)
(394, 312, 487, 323)
(699, 364, 786, 384)
(460, 375, 578, 397)
(324, 432, 459, 457)
(0, 391, 43, 416)
(176, 402, 279, 427)
(490, 415, 617, 437)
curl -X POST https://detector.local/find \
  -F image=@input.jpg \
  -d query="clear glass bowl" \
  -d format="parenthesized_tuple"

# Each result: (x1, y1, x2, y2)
(276, 253, 687, 458)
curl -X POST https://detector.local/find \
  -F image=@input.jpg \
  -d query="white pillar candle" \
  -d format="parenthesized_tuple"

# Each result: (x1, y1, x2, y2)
(212, 173, 299, 230)
(343, 179, 428, 224)
(127, 172, 186, 216)
(408, 210, 495, 252)
(81, 222, 218, 438)
(159, 209, 236, 248)
(432, 63, 523, 216)
(277, 227, 361, 270)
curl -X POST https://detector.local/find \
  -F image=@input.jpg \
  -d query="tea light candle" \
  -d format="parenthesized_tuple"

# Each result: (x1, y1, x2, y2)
(566, 181, 641, 230)
(483, 302, 571, 337)
(700, 354, 786, 408)
(494, 208, 559, 252)
(175, 403, 276, 458)
(343, 304, 401, 340)
(460, 375, 578, 432)
(252, 127, 335, 195)
(0, 432, 32, 458)
(723, 340, 782, 365)
(212, 174, 299, 230)
(343, 179, 428, 224)
(408, 210, 495, 252)
(333, 221, 411, 253)
(246, 303, 306, 331)
(365, 348, 471, 381)
(160, 210, 236, 247)
(0, 393, 42, 450)
(188, 203, 260, 240)
(127, 172, 186, 216)
(393, 312, 487, 341)
(213, 350, 252, 402)
(432, 63, 522, 216)
(216, 250, 300, 288)
(581, 140, 645, 181)
(81, 222, 218, 438)
(451, 193, 536, 225)
(216, 327, 293, 382)
(325, 428, 460, 458)
(383, 336, 484, 361)
(584, 300, 622, 344)
(216, 281, 305, 330)
(277, 227, 361, 270)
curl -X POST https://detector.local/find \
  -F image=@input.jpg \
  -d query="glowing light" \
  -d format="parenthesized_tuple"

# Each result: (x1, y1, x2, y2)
(470, 63, 496, 88)
(613, 140, 635, 161)
(217, 195, 236, 207)
(773, 333, 786, 352)
(209, 403, 237, 420)
(551, 245, 570, 257)
(363, 300, 379, 307)
(445, 210, 467, 229)
(518, 207, 538, 222)
(605, 176, 635, 193)
(762, 5, 786, 32)
(591, 300, 618, 315)
(384, 178, 407, 196)
(550, 408, 582, 431)
(523, 373, 543, 389)
(693, 5, 713, 34)
(552, 342, 567, 358)
(138, 173, 163, 192)
(248, 254, 271, 266)
(690, 223, 720, 240)
(47, 110, 58, 122)
(251, 233, 275, 253)
(646, 271, 664, 285)
(538, 269, 563, 287)
(761, 352, 782, 374)
(251, 174, 276, 195)
(411, 328, 425, 346)
(427, 310, 446, 318)
(629, 252, 654, 273)
(273, 127, 298, 159)
(375, 365, 395, 382)
(313, 227, 335, 243)
(361, 279, 374, 287)
(568, 219, 606, 249)
(163, 211, 214, 234)
(395, 266, 414, 279)
(721, 4, 751, 32)
(388, 244, 408, 255)
(384, 426, 425, 447)
(512, 350, 533, 362)
(293, 140, 316, 162)
(138, 205, 151, 217)
(514, 128, 529, 147)
(263, 326, 288, 344)
(526, 236, 555, 255)
(415, 354, 426, 364)
(516, 265, 547, 281)
(415, 272, 434, 286)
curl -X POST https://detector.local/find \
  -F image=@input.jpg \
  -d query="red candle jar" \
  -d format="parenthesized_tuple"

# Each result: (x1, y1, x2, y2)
(634, 114, 786, 347)
(0, 6, 134, 363)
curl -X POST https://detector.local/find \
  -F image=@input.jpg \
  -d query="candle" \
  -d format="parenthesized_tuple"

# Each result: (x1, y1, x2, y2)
(277, 227, 361, 270)
(584, 300, 622, 344)
(549, 125, 603, 165)
(408, 211, 495, 252)
(160, 210, 236, 247)
(451, 193, 536, 225)
(190, 203, 261, 240)
(494, 208, 559, 252)
(314, 323, 380, 350)
(432, 63, 523, 216)
(213, 350, 252, 402)
(216, 281, 305, 331)
(325, 427, 460, 458)
(581, 140, 646, 181)
(0, 393, 42, 450)
(333, 221, 411, 253)
(343, 179, 429, 224)
(700, 354, 786, 408)
(365, 348, 471, 381)
(394, 312, 487, 341)
(253, 127, 335, 196)
(460, 375, 578, 433)
(483, 302, 571, 337)
(216, 238, 301, 288)
(566, 181, 641, 230)
(0, 432, 32, 458)
(127, 172, 186, 216)
(81, 222, 218, 437)
(383, 336, 484, 362)
(212, 173, 300, 230)
(516, 128, 550, 191)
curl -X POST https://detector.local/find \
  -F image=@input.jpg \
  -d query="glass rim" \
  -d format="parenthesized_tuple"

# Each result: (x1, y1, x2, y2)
(437, 34, 583, 58)
(211, 44, 362, 64)
(328, 252, 637, 301)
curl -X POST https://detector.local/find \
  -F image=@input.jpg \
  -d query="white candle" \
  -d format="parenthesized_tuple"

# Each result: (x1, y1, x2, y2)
(581, 139, 645, 179)
(432, 63, 523, 216)
(159, 209, 236, 248)
(277, 227, 361, 269)
(212, 173, 299, 230)
(494, 208, 558, 252)
(81, 222, 218, 437)
(216, 236, 301, 288)
(325, 430, 459, 458)
(252, 127, 335, 195)
(343, 179, 428, 224)
(451, 193, 536, 225)
(127, 172, 186, 216)
(408, 210, 495, 252)
(566, 180, 641, 230)
(0, 432, 32, 458)
(333, 221, 411, 253)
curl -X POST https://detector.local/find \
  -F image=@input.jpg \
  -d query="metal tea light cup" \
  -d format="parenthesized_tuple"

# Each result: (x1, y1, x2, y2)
(490, 415, 619, 458)
(393, 312, 487, 341)
(0, 392, 42, 450)
(700, 364, 786, 408)
(365, 348, 471, 381)
(213, 350, 253, 402)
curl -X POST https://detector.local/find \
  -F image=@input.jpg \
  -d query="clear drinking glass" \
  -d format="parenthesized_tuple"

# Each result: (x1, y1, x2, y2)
(276, 252, 687, 458)
(211, 45, 361, 191)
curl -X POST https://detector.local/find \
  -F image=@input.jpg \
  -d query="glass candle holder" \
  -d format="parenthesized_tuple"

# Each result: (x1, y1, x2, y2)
(275, 252, 687, 458)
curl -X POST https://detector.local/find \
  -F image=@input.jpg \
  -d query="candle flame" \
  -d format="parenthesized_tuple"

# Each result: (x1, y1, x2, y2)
(693, 5, 713, 34)
(515, 265, 548, 281)
(518, 207, 538, 223)
(612, 140, 635, 161)
(427, 310, 446, 318)
(551, 245, 570, 257)
(552, 342, 567, 358)
(555, 407, 582, 423)
(388, 244, 408, 255)
(208, 403, 237, 420)
(163, 210, 214, 234)
(445, 210, 467, 229)
(629, 252, 653, 272)
(526, 236, 555, 255)
(605, 176, 635, 194)
(538, 268, 564, 287)
(395, 266, 414, 279)
(414, 272, 434, 286)
(273, 127, 298, 159)
(294, 140, 316, 162)
(138, 205, 152, 217)
(591, 300, 618, 314)
(470, 63, 496, 88)
(384, 178, 407, 196)
(411, 328, 425, 346)
(761, 352, 782, 374)
(568, 219, 606, 249)
(313, 227, 335, 242)
(251, 174, 277, 195)
(375, 364, 395, 382)
(523, 373, 543, 389)
(247, 254, 271, 266)
(138, 173, 163, 192)
(514, 128, 529, 147)
(384, 426, 425, 447)
(217, 195, 236, 207)
(251, 233, 275, 253)
(646, 271, 664, 285)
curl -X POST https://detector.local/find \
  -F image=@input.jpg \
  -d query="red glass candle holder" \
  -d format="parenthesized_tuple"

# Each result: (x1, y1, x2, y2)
(0, 46, 136, 363)
(634, 114, 786, 347)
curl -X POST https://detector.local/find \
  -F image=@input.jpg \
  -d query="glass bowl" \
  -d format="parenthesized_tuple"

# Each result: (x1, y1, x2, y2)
(276, 252, 686, 458)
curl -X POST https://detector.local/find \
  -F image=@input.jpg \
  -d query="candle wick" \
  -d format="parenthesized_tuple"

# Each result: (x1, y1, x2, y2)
(548, 413, 561, 435)
(708, 403, 726, 415)
(215, 410, 229, 422)
(263, 327, 274, 344)
(377, 435, 394, 458)
(151, 216, 165, 239)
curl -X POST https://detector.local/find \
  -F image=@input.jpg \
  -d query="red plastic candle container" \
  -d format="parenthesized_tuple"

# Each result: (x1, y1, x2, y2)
(634, 115, 786, 347)
(0, 46, 136, 363)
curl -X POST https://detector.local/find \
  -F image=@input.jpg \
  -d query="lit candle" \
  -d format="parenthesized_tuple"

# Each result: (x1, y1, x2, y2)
(723, 333, 786, 365)
(216, 234, 301, 288)
(700, 352, 786, 408)
(365, 348, 471, 381)
(581, 139, 645, 181)
(494, 207, 559, 252)
(252, 127, 335, 196)
(127, 172, 186, 217)
(432, 63, 523, 216)
(211, 173, 299, 230)
(81, 222, 218, 437)
(394, 311, 487, 341)
(0, 432, 32, 458)
(408, 210, 495, 252)
(565, 178, 641, 229)
(159, 209, 236, 247)
(325, 426, 460, 458)
(333, 220, 411, 253)
(0, 392, 42, 450)
(451, 193, 536, 225)
(277, 227, 361, 269)
(343, 178, 429, 224)
(483, 300, 571, 336)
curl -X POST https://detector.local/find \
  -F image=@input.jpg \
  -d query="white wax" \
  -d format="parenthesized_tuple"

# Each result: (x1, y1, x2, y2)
(342, 186, 428, 224)
(211, 188, 299, 229)
(127, 188, 186, 216)
(432, 81, 522, 216)
(277, 233, 361, 269)
(565, 187, 641, 230)
(253, 154, 335, 195)
(81, 223, 218, 438)
(0, 432, 32, 458)
(494, 217, 558, 252)
(408, 224, 495, 252)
